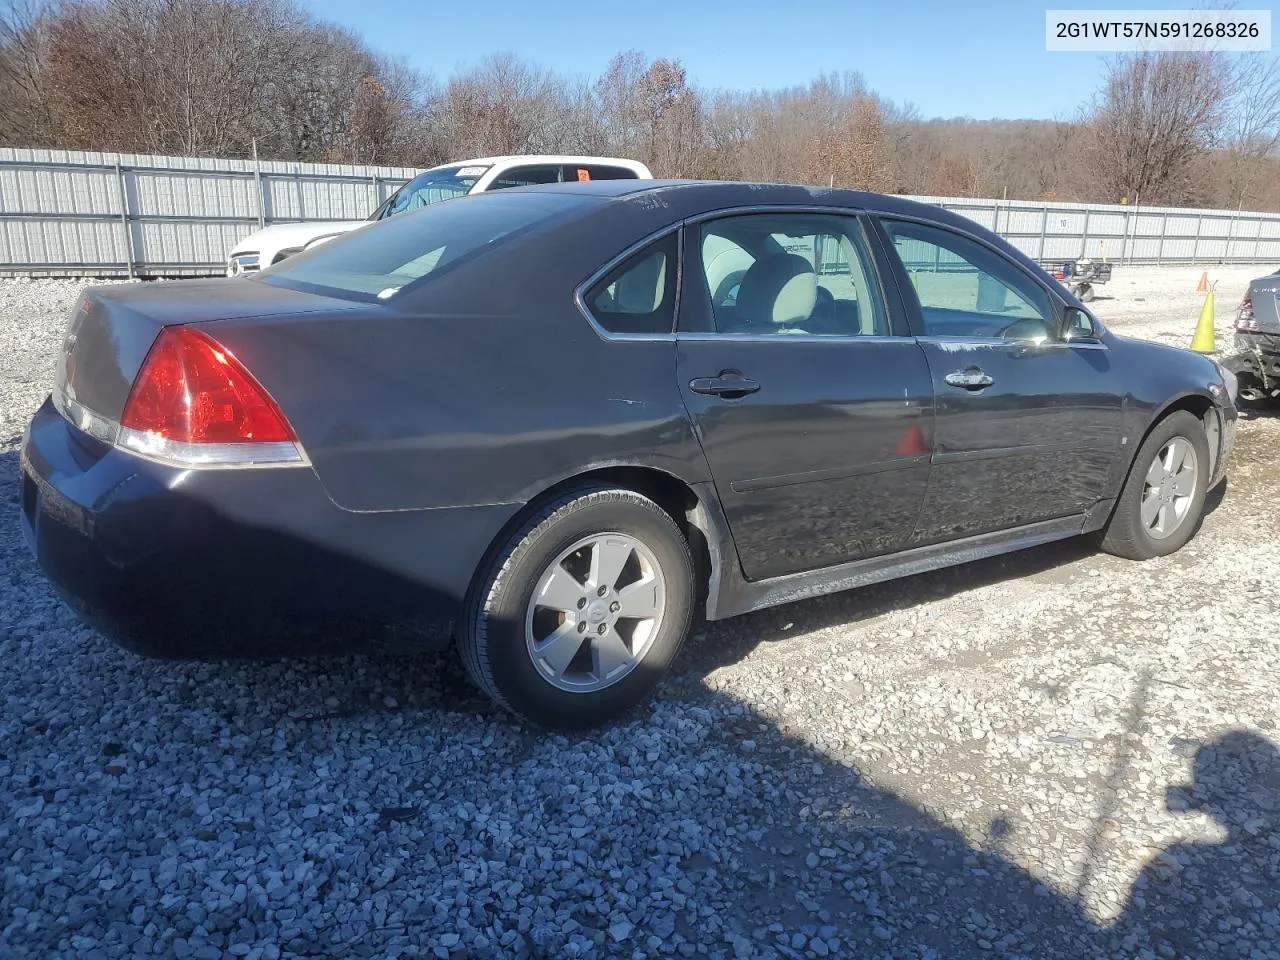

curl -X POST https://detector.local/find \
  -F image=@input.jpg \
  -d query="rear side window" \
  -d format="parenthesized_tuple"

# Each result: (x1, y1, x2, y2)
(260, 192, 588, 301)
(696, 213, 889, 337)
(486, 165, 562, 190)
(584, 233, 678, 335)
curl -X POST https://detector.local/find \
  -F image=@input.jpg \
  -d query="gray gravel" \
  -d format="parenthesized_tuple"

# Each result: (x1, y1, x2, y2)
(3, 269, 1279, 959)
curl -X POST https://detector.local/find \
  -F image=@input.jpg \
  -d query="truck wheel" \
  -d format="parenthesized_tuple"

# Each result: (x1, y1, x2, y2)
(1100, 410, 1209, 560)
(460, 485, 694, 729)
(1077, 283, 1095, 302)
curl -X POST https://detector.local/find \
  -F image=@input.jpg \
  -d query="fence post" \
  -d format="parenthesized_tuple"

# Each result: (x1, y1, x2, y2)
(114, 162, 134, 279)
(1080, 210, 1090, 260)
(1192, 213, 1203, 261)
(1156, 211, 1167, 264)
(1038, 205, 1048, 262)
(1226, 210, 1237, 261)
(252, 140, 266, 228)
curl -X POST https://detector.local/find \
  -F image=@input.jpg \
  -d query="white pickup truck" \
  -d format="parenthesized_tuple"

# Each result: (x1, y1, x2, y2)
(226, 155, 653, 276)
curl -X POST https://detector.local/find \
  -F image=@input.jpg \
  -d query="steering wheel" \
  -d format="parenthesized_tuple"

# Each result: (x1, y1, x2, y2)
(997, 317, 1051, 342)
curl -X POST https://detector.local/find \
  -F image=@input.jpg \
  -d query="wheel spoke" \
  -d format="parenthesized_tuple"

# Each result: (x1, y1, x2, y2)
(616, 577, 661, 619)
(1140, 492, 1161, 527)
(1171, 467, 1196, 497)
(591, 627, 632, 681)
(1156, 501, 1174, 534)
(1145, 457, 1167, 486)
(534, 621, 585, 677)
(589, 537, 632, 592)
(537, 565, 585, 614)
(1166, 439, 1188, 474)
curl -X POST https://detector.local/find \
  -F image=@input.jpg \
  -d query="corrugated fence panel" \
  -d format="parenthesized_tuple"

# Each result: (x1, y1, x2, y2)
(3, 147, 1280, 276)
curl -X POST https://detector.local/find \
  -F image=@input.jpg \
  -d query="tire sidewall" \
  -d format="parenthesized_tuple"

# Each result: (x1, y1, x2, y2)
(475, 492, 693, 728)
(1126, 410, 1211, 556)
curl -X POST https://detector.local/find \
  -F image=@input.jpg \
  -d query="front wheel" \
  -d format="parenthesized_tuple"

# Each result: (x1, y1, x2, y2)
(1100, 410, 1210, 560)
(459, 485, 694, 728)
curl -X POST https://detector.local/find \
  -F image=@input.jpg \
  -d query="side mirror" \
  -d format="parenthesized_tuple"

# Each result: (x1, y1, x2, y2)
(1062, 307, 1102, 343)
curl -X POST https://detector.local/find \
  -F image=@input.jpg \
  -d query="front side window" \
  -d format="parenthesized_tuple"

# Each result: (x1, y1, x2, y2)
(584, 233, 678, 335)
(696, 214, 889, 337)
(370, 165, 489, 220)
(486, 165, 562, 190)
(261, 192, 589, 301)
(880, 219, 1055, 340)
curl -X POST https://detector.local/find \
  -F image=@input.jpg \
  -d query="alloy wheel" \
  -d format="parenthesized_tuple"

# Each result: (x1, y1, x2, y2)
(1141, 436, 1198, 540)
(524, 533, 666, 693)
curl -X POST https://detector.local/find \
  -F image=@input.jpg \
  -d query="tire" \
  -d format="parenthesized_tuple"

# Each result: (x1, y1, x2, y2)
(1100, 410, 1210, 560)
(459, 485, 694, 729)
(1078, 283, 1095, 303)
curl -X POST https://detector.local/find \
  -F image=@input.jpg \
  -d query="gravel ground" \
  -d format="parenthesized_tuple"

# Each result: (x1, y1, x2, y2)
(2, 265, 1279, 960)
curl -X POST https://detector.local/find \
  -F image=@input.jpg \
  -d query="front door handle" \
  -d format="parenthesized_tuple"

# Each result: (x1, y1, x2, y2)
(944, 367, 994, 390)
(689, 375, 761, 398)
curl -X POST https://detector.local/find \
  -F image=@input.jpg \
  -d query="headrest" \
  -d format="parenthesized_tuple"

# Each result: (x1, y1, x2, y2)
(736, 253, 817, 326)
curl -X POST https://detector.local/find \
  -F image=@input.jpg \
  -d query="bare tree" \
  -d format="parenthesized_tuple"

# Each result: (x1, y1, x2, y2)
(1220, 54, 1280, 208)
(441, 52, 570, 157)
(1084, 51, 1229, 205)
(0, 0, 59, 145)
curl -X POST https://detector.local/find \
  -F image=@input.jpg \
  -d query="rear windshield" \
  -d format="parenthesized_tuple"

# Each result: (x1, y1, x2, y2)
(368, 164, 489, 220)
(259, 192, 590, 302)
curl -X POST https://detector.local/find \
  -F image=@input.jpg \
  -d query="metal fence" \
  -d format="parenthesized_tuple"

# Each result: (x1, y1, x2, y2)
(0, 148, 414, 277)
(2, 147, 1279, 277)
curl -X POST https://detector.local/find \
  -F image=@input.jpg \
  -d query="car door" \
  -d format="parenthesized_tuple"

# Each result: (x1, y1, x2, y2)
(676, 211, 935, 581)
(873, 216, 1124, 545)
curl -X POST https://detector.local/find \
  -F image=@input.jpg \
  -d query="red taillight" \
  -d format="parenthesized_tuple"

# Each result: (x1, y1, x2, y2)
(122, 327, 295, 444)
(1236, 297, 1257, 332)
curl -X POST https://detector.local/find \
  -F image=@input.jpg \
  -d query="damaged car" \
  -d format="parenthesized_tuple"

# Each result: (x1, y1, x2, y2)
(1224, 268, 1280, 407)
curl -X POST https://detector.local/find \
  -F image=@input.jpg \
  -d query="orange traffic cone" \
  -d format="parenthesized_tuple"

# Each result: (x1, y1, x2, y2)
(1196, 271, 1208, 292)
(896, 424, 930, 457)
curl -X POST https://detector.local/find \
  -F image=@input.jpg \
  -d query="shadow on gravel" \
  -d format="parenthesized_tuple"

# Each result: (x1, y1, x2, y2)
(6, 441, 1277, 960)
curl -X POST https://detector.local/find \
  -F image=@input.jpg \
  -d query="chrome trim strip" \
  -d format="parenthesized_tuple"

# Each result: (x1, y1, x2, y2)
(915, 335, 1109, 352)
(676, 333, 909, 345)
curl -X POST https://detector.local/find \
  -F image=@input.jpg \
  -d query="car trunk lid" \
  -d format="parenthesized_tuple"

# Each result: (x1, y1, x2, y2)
(55, 279, 362, 426)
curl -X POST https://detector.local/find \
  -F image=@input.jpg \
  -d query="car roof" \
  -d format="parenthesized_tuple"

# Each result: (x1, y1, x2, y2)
(510, 178, 975, 224)
(425, 155, 652, 173)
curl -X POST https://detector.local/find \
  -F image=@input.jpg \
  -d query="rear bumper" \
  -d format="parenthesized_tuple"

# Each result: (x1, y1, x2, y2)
(19, 397, 519, 658)
(1222, 332, 1280, 386)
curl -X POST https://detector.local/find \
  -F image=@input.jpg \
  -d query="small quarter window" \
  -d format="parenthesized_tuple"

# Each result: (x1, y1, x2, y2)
(584, 233, 678, 335)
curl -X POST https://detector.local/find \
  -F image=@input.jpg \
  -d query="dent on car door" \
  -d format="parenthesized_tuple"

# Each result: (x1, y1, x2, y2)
(875, 217, 1124, 544)
(675, 211, 935, 580)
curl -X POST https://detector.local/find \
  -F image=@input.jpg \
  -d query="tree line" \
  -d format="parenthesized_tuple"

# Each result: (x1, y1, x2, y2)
(3, 0, 1280, 211)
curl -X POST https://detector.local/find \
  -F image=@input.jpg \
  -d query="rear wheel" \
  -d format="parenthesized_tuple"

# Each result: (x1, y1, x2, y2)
(460, 485, 694, 728)
(1076, 282, 1095, 302)
(1100, 410, 1209, 560)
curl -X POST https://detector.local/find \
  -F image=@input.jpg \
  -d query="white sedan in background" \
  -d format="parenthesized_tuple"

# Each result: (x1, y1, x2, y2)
(226, 155, 653, 276)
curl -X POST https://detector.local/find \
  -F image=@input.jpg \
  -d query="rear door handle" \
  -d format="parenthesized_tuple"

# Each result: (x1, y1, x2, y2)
(944, 367, 994, 390)
(689, 376, 761, 397)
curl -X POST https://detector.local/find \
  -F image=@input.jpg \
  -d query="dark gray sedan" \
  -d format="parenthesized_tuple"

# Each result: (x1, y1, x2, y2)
(20, 180, 1238, 727)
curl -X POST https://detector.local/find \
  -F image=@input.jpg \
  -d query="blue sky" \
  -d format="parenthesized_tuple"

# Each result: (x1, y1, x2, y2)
(300, 0, 1264, 120)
